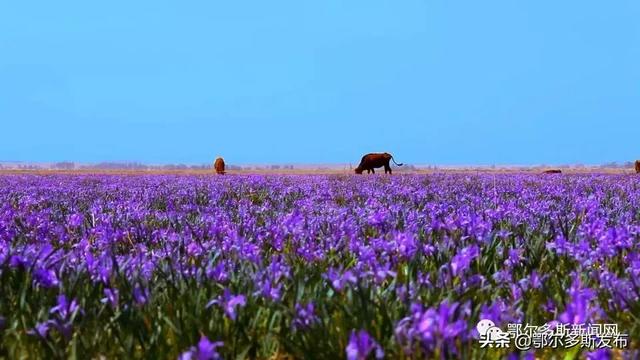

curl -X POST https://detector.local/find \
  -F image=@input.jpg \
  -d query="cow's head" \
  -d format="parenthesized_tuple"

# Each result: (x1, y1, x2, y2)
(354, 167, 364, 174)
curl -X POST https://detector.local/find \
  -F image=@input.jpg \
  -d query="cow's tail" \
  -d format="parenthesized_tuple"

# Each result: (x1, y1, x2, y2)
(391, 156, 403, 166)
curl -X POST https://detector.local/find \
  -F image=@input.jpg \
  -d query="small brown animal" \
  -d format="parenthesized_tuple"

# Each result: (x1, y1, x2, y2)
(543, 169, 562, 174)
(214, 157, 226, 175)
(355, 153, 403, 174)
(635, 160, 640, 174)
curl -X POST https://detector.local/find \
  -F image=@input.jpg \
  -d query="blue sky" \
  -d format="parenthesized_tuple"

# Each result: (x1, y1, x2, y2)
(1, 1, 639, 165)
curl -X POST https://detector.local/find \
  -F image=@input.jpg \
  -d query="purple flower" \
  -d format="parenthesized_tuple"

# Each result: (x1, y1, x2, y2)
(256, 278, 282, 302)
(345, 330, 384, 360)
(450, 245, 479, 276)
(529, 271, 543, 290)
(492, 269, 512, 284)
(47, 295, 82, 340)
(558, 278, 601, 324)
(7, 172, 640, 359)
(394, 231, 418, 259)
(33, 268, 60, 288)
(68, 213, 84, 228)
(28, 321, 52, 338)
(479, 299, 520, 329)
(371, 262, 397, 283)
(101, 288, 120, 309)
(586, 349, 612, 360)
(179, 335, 223, 360)
(133, 286, 149, 306)
(206, 262, 229, 283)
(9, 255, 27, 268)
(504, 248, 523, 268)
(50, 295, 80, 321)
(367, 209, 389, 227)
(292, 302, 319, 330)
(207, 289, 246, 321)
(395, 301, 469, 355)
(324, 268, 357, 292)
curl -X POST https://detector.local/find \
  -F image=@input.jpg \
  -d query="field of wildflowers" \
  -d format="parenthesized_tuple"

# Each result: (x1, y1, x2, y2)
(0, 174, 638, 359)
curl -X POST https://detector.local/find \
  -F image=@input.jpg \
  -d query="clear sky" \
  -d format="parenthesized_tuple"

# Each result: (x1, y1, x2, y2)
(1, 1, 639, 165)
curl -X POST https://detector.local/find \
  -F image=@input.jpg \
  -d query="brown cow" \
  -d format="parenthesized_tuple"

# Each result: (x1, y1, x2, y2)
(214, 157, 226, 175)
(543, 169, 562, 174)
(355, 153, 403, 174)
(635, 160, 640, 174)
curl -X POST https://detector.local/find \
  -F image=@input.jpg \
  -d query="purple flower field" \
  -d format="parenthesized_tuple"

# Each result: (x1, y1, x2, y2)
(0, 174, 639, 359)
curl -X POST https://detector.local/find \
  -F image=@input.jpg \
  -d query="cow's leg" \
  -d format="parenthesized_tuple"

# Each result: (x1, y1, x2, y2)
(371, 168, 375, 174)
(385, 164, 392, 174)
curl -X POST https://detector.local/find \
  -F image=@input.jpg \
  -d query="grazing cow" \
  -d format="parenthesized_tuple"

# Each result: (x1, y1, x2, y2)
(543, 169, 562, 174)
(214, 157, 226, 175)
(355, 153, 403, 174)
(635, 160, 640, 174)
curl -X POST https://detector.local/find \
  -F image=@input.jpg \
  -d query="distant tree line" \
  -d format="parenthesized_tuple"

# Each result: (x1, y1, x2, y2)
(269, 165, 295, 170)
(80, 162, 149, 170)
(53, 162, 75, 170)
(75, 162, 245, 170)
(1, 162, 635, 172)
